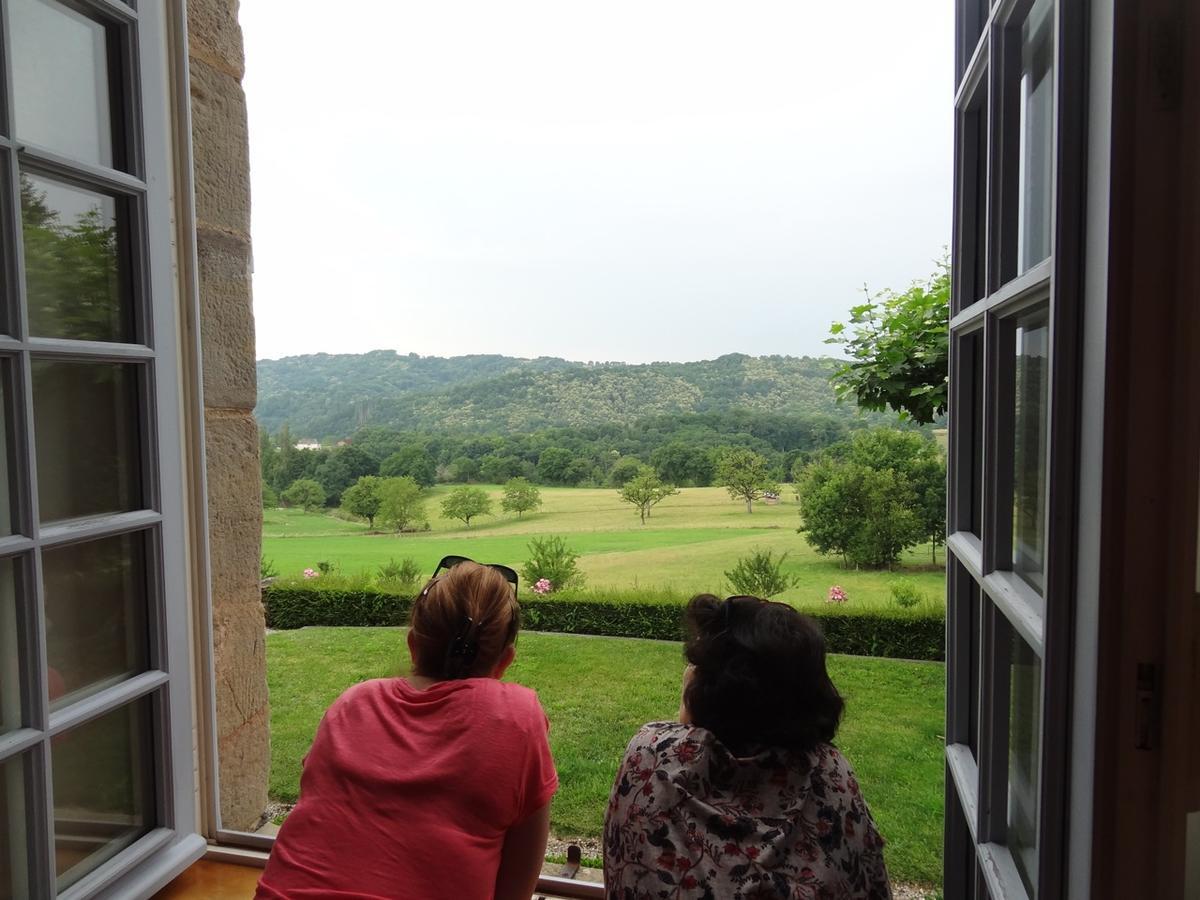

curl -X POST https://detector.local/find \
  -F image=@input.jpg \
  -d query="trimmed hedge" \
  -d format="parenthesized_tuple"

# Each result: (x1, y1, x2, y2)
(263, 586, 945, 662)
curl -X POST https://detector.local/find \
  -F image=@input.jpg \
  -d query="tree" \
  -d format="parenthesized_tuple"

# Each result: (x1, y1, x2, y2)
(716, 448, 778, 513)
(501, 478, 542, 518)
(618, 467, 679, 524)
(608, 457, 644, 487)
(536, 447, 576, 485)
(651, 441, 716, 486)
(341, 475, 383, 528)
(447, 455, 481, 483)
(379, 445, 436, 487)
(480, 453, 527, 484)
(796, 459, 921, 568)
(377, 477, 427, 533)
(441, 486, 493, 528)
(261, 480, 279, 509)
(282, 478, 325, 512)
(314, 446, 378, 506)
(826, 259, 950, 424)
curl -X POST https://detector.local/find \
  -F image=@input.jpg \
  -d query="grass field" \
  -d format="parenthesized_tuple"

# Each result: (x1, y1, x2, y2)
(267, 627, 945, 887)
(263, 486, 946, 611)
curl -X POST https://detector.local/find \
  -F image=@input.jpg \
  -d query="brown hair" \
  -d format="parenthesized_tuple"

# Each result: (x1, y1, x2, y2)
(408, 562, 520, 679)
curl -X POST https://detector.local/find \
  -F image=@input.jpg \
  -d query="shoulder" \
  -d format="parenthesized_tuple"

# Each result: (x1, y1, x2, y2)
(478, 679, 550, 730)
(620, 721, 701, 763)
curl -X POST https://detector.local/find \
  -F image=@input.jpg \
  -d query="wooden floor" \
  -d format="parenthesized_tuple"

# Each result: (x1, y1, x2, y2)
(153, 859, 262, 899)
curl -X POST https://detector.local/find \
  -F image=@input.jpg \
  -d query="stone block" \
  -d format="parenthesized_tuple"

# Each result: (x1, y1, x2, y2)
(198, 231, 257, 410)
(213, 593, 269, 829)
(205, 410, 262, 605)
(189, 59, 252, 238)
(187, 0, 245, 80)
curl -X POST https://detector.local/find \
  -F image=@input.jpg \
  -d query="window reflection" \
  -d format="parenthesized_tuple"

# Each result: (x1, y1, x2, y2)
(1008, 631, 1042, 896)
(0, 366, 14, 537)
(21, 173, 133, 343)
(43, 532, 150, 708)
(1017, 0, 1054, 272)
(32, 360, 142, 522)
(10, 0, 116, 168)
(0, 754, 31, 897)
(1012, 308, 1048, 591)
(0, 558, 21, 735)
(52, 698, 155, 891)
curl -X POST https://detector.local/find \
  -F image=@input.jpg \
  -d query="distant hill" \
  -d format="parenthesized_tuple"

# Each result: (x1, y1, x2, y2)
(255, 350, 889, 437)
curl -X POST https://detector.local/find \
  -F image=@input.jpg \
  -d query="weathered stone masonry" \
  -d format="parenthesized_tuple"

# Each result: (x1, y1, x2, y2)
(186, 0, 269, 830)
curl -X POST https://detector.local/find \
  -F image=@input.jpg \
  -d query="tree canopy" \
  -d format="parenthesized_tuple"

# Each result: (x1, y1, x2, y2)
(716, 448, 778, 513)
(377, 477, 426, 533)
(441, 486, 493, 527)
(618, 467, 679, 524)
(501, 478, 542, 518)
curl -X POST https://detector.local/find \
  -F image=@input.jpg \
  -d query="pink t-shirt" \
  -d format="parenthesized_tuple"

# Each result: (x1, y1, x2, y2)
(256, 677, 558, 900)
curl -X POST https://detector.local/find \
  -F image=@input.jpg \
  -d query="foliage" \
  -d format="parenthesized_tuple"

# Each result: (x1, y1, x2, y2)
(340, 475, 383, 528)
(651, 441, 715, 487)
(262, 584, 945, 661)
(447, 455, 481, 483)
(262, 480, 279, 509)
(377, 476, 427, 532)
(797, 460, 919, 568)
(376, 557, 422, 591)
(314, 446, 378, 506)
(617, 467, 679, 524)
(282, 478, 325, 512)
(537, 447, 576, 485)
(500, 477, 543, 518)
(716, 447, 778, 512)
(890, 580, 926, 609)
(520, 536, 584, 593)
(440, 485, 493, 527)
(607, 457, 645, 487)
(379, 444, 437, 486)
(724, 548, 798, 598)
(260, 557, 279, 580)
(827, 260, 950, 425)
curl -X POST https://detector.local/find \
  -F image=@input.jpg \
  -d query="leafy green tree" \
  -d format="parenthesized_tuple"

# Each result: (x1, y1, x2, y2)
(314, 446, 378, 506)
(447, 455, 481, 483)
(261, 480, 279, 509)
(618, 467, 679, 524)
(827, 260, 950, 424)
(796, 459, 921, 568)
(651, 441, 715, 486)
(501, 478, 542, 518)
(537, 447, 575, 485)
(341, 475, 383, 528)
(608, 457, 644, 487)
(379, 445, 436, 487)
(441, 486, 493, 528)
(282, 478, 325, 512)
(724, 549, 798, 598)
(480, 453, 527, 484)
(562, 458, 593, 486)
(521, 536, 585, 593)
(377, 477, 427, 533)
(716, 448, 778, 513)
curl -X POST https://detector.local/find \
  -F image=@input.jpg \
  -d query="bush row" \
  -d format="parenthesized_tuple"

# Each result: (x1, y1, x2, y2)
(262, 586, 945, 662)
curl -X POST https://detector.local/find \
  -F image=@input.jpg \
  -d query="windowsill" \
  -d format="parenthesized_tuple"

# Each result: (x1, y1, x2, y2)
(151, 857, 264, 899)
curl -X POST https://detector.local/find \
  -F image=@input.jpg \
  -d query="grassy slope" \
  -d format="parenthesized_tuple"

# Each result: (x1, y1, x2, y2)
(267, 627, 944, 886)
(263, 486, 946, 610)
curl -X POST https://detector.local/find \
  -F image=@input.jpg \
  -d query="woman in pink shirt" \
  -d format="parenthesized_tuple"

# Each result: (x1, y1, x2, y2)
(257, 560, 557, 900)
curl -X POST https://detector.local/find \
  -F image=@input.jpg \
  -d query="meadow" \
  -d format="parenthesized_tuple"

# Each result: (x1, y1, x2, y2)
(268, 628, 945, 888)
(263, 485, 946, 611)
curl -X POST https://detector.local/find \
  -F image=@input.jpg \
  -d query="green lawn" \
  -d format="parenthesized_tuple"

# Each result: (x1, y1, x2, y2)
(263, 486, 946, 611)
(267, 627, 945, 887)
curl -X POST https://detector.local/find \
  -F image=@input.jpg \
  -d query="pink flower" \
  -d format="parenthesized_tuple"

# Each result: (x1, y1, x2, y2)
(533, 578, 553, 595)
(303, 568, 319, 579)
(826, 585, 848, 604)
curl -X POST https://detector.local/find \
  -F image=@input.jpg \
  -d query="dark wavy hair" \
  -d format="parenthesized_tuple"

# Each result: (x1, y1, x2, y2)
(682, 593, 844, 756)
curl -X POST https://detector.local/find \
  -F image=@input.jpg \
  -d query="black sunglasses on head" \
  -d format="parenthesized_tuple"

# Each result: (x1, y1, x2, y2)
(430, 555, 519, 594)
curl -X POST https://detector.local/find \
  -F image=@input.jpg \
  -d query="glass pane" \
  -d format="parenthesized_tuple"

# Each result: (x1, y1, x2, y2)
(968, 579, 981, 755)
(43, 532, 150, 708)
(1008, 630, 1042, 896)
(1017, 0, 1054, 272)
(9, 0, 116, 167)
(32, 360, 142, 522)
(0, 365, 14, 537)
(968, 331, 984, 535)
(52, 697, 156, 891)
(0, 558, 23, 734)
(21, 173, 133, 343)
(1012, 308, 1049, 591)
(0, 754, 32, 899)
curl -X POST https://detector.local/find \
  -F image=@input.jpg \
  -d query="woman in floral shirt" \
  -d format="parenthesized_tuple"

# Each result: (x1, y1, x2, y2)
(604, 594, 890, 899)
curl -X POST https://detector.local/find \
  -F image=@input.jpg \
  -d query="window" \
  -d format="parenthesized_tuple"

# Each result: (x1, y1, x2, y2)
(0, 0, 202, 895)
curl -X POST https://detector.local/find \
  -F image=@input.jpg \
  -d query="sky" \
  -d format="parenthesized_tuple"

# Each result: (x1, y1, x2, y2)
(240, 1, 952, 364)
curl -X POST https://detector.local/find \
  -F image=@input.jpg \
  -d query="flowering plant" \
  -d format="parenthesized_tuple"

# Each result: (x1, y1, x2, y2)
(533, 578, 553, 595)
(826, 585, 848, 604)
(303, 568, 320, 579)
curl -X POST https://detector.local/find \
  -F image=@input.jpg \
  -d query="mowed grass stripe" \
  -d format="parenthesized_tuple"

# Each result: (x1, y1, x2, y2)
(266, 628, 944, 887)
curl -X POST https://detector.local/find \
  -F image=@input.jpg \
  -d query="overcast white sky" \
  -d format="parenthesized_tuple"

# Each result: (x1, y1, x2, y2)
(241, 1, 952, 364)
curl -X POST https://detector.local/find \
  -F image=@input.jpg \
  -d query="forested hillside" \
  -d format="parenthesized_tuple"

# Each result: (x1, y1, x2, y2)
(256, 350, 892, 437)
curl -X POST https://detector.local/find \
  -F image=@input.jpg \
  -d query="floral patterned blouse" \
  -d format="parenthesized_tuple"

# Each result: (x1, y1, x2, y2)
(604, 722, 891, 900)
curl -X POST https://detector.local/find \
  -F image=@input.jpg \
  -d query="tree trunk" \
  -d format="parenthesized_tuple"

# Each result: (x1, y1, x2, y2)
(746, 498, 753, 513)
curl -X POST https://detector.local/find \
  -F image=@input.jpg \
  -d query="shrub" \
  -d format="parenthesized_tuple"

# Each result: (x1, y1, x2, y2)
(282, 478, 325, 512)
(316, 561, 335, 576)
(377, 557, 422, 591)
(890, 579, 925, 609)
(262, 584, 944, 661)
(724, 548, 798, 598)
(262, 481, 279, 509)
(520, 536, 584, 593)
(260, 557, 279, 580)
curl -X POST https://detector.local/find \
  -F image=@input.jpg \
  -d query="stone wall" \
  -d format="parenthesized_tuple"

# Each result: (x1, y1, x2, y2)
(186, 0, 269, 830)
